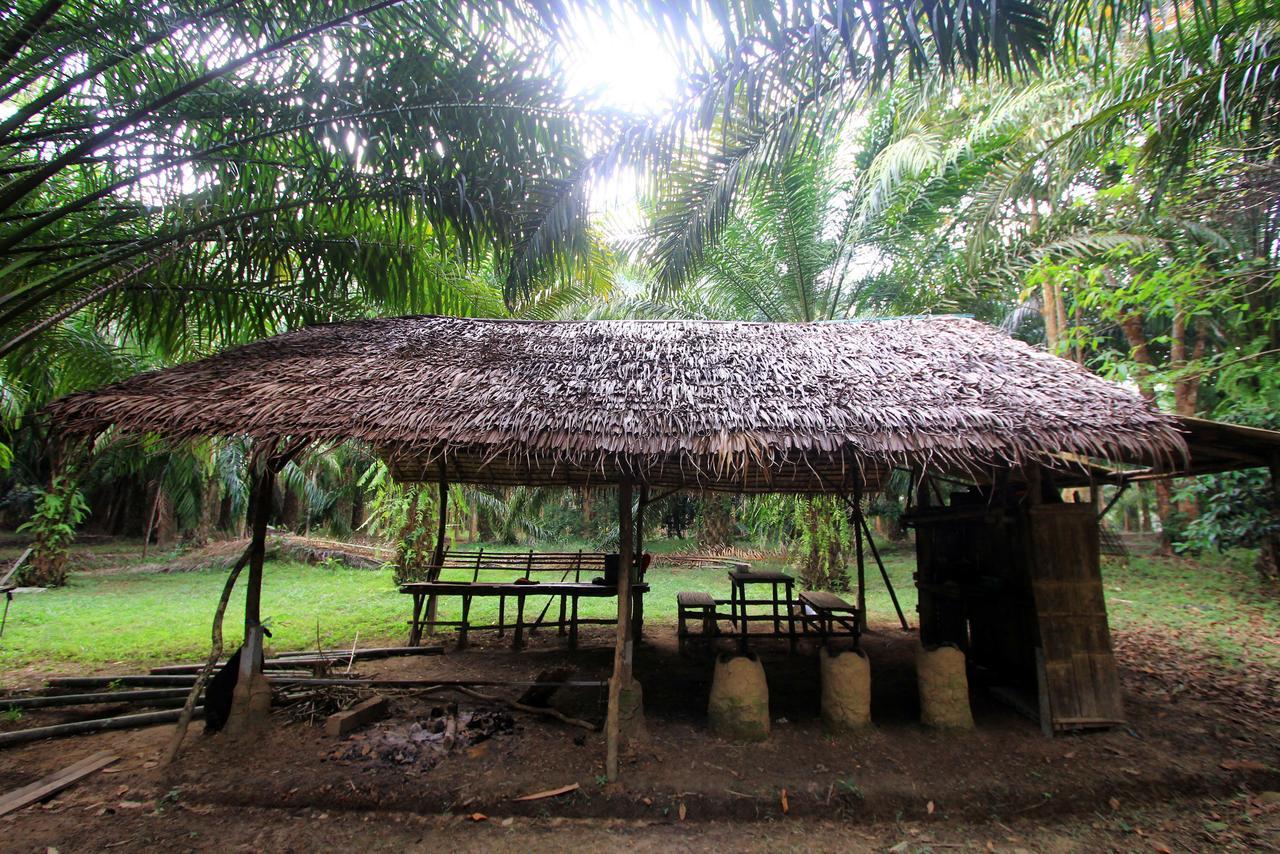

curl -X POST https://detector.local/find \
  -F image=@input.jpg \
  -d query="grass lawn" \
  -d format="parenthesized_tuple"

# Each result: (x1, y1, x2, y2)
(0, 538, 1276, 678)
(1100, 550, 1280, 669)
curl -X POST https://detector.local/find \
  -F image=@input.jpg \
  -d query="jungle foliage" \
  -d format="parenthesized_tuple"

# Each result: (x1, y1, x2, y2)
(2, 1, 1278, 585)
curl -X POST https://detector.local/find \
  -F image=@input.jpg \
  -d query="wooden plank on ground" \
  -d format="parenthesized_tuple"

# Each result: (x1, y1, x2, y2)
(324, 695, 389, 737)
(0, 751, 117, 816)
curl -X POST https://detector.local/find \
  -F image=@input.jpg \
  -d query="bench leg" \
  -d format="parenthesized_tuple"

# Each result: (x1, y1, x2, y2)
(558, 595, 567, 637)
(458, 595, 472, 650)
(569, 596, 580, 650)
(785, 586, 796, 653)
(514, 594, 526, 651)
(498, 595, 506, 636)
(772, 581, 780, 633)
(632, 589, 644, 642)
(408, 593, 424, 647)
(678, 606, 687, 655)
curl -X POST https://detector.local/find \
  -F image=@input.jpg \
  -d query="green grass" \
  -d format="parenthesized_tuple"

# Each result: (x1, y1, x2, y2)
(0, 538, 1274, 676)
(1101, 550, 1280, 669)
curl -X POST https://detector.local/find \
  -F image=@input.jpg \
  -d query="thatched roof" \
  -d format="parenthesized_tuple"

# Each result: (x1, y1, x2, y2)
(46, 315, 1185, 492)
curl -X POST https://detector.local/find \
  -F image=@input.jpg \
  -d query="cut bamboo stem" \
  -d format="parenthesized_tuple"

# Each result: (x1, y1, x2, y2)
(1, 689, 190, 710)
(0, 708, 203, 748)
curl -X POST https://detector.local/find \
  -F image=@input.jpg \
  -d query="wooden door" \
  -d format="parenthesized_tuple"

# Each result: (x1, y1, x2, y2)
(1027, 504, 1124, 732)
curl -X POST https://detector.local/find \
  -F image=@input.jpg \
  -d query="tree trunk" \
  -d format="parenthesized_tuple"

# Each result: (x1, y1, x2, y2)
(281, 484, 301, 531)
(1171, 314, 1208, 522)
(351, 490, 365, 534)
(1261, 456, 1280, 584)
(192, 474, 220, 547)
(1041, 278, 1059, 353)
(697, 494, 735, 550)
(1119, 310, 1175, 554)
(154, 489, 176, 549)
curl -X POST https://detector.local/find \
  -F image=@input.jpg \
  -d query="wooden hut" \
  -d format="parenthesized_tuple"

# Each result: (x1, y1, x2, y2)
(47, 315, 1191, 761)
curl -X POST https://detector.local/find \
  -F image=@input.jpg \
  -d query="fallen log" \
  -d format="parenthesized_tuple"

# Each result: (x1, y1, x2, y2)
(271, 645, 443, 660)
(47, 672, 310, 689)
(48, 675, 202, 689)
(151, 659, 350, 675)
(149, 645, 443, 674)
(1, 689, 191, 710)
(267, 678, 605, 690)
(0, 707, 203, 748)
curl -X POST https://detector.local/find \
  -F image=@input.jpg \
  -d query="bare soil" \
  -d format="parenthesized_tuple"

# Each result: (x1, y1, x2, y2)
(1, 622, 1277, 852)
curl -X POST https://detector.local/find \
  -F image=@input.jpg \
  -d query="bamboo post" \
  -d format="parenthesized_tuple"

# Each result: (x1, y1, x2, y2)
(853, 479, 867, 631)
(227, 438, 306, 737)
(855, 511, 909, 631)
(635, 482, 648, 555)
(162, 544, 250, 767)
(606, 478, 634, 782)
(425, 462, 448, 635)
(1263, 453, 1280, 582)
(224, 453, 275, 737)
(243, 460, 273, 637)
(634, 482, 648, 639)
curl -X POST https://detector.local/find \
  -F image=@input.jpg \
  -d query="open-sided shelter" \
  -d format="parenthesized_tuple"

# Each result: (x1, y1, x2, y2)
(47, 315, 1198, 766)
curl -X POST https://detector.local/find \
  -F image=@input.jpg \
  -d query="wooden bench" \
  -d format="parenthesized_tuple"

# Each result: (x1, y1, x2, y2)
(796, 590, 860, 646)
(676, 591, 719, 654)
(403, 550, 649, 649)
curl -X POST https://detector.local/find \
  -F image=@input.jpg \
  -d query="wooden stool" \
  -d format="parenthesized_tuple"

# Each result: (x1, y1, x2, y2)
(677, 591, 717, 654)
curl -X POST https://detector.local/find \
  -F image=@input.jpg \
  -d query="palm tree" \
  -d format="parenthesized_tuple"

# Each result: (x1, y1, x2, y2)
(0, 0, 635, 361)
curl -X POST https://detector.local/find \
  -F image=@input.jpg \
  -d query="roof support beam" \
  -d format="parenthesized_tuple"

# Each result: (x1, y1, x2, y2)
(606, 478, 635, 783)
(227, 437, 308, 738)
(424, 461, 449, 636)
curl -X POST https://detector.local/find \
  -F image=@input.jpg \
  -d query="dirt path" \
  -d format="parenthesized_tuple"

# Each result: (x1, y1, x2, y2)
(1, 624, 1277, 852)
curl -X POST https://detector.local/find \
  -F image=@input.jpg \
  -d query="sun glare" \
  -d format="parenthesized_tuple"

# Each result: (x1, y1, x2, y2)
(557, 9, 683, 117)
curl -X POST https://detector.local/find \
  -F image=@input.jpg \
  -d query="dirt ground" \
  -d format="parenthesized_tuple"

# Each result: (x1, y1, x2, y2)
(1, 622, 1278, 852)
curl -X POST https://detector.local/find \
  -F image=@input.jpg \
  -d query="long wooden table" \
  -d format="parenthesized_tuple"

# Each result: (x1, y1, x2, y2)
(401, 580, 649, 650)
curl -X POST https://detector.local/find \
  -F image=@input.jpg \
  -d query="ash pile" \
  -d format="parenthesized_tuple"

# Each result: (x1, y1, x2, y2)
(328, 702, 515, 768)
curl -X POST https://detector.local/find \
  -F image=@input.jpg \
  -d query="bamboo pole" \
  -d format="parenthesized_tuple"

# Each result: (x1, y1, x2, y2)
(243, 461, 273, 638)
(162, 543, 250, 766)
(854, 511, 909, 631)
(1, 708, 204, 748)
(3, 689, 191, 710)
(853, 479, 867, 631)
(605, 478, 634, 782)
(425, 461, 448, 635)
(635, 483, 648, 555)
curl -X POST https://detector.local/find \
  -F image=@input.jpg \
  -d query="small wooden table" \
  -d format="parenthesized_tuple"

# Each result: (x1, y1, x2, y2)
(727, 569, 796, 652)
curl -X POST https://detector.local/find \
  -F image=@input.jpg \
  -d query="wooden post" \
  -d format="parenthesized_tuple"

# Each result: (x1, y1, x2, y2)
(1262, 453, 1280, 582)
(425, 462, 448, 635)
(635, 483, 648, 556)
(606, 478, 634, 782)
(226, 452, 275, 738)
(634, 483, 648, 640)
(243, 460, 274, 638)
(853, 479, 867, 631)
(1026, 464, 1043, 507)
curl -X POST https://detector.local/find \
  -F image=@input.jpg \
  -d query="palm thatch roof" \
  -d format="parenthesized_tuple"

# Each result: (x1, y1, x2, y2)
(46, 315, 1185, 492)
